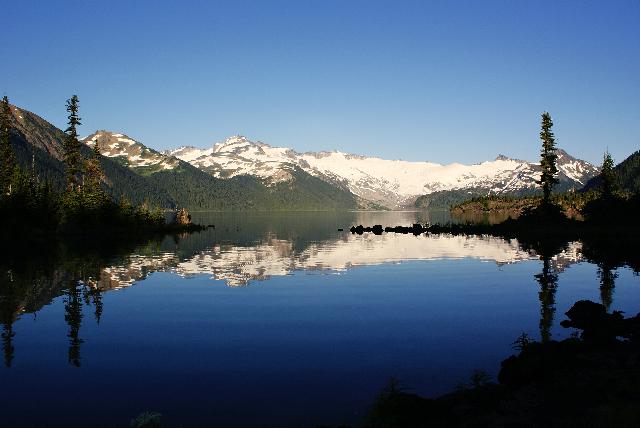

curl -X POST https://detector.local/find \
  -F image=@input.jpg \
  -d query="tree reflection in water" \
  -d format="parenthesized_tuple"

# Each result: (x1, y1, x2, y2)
(89, 286, 103, 324)
(597, 263, 617, 311)
(64, 279, 84, 367)
(535, 255, 558, 343)
(1, 321, 14, 367)
(1, 227, 639, 367)
(1, 269, 17, 367)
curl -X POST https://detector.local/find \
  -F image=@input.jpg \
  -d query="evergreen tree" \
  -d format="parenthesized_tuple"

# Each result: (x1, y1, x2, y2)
(536, 112, 559, 204)
(600, 151, 615, 198)
(28, 151, 39, 194)
(0, 95, 16, 196)
(63, 95, 84, 191)
(84, 140, 106, 205)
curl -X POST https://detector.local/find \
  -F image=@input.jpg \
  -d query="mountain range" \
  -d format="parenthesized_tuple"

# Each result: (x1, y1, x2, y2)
(8, 103, 603, 210)
(8, 105, 356, 210)
(163, 136, 599, 208)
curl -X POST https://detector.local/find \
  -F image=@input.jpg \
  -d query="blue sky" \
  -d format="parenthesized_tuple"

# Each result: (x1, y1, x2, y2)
(2, 0, 638, 164)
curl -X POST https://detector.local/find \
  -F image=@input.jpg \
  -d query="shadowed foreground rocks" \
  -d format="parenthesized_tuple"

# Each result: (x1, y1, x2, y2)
(362, 300, 640, 428)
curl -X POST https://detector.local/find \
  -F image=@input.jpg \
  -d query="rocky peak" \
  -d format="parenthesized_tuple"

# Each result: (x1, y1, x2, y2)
(82, 130, 179, 171)
(165, 135, 600, 208)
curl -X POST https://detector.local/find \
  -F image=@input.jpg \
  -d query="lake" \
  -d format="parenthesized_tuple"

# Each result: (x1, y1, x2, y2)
(1, 211, 639, 427)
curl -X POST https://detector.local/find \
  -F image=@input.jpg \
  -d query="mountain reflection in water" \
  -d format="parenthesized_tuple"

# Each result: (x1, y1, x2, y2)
(100, 233, 582, 288)
(1, 212, 639, 428)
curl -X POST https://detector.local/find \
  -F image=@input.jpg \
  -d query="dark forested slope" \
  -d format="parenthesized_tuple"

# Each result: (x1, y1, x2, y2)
(584, 150, 640, 194)
(7, 104, 357, 210)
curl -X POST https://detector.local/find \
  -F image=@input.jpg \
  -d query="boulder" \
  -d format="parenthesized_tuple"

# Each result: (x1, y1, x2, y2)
(174, 208, 192, 225)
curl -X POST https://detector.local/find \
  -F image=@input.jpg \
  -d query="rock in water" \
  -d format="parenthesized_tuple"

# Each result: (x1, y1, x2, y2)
(174, 208, 192, 225)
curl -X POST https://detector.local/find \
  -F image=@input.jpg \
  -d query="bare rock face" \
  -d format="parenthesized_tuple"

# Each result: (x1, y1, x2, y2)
(174, 208, 192, 225)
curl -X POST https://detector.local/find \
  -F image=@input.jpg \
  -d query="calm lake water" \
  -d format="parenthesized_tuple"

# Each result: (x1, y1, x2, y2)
(1, 211, 639, 427)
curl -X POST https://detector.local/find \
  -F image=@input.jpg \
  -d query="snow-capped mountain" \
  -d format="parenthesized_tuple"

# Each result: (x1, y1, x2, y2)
(78, 130, 598, 209)
(165, 136, 599, 208)
(83, 130, 179, 172)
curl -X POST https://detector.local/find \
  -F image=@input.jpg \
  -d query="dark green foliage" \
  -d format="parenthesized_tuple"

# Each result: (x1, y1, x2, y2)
(10, 103, 356, 210)
(0, 165, 62, 232)
(268, 166, 357, 210)
(130, 412, 162, 428)
(57, 189, 166, 233)
(414, 188, 542, 210)
(82, 142, 108, 208)
(612, 150, 640, 193)
(8, 104, 175, 207)
(0, 96, 17, 195)
(584, 149, 640, 195)
(450, 190, 600, 222)
(416, 183, 587, 211)
(147, 163, 357, 210)
(97, 154, 175, 207)
(537, 112, 559, 203)
(0, 96, 168, 237)
(599, 151, 615, 197)
(581, 151, 640, 225)
(415, 189, 484, 209)
(63, 95, 83, 190)
(0, 165, 167, 237)
(582, 193, 640, 225)
(85, 143, 104, 192)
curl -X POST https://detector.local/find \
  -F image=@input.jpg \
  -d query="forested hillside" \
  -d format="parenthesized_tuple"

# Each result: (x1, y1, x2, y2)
(414, 181, 585, 210)
(7, 104, 358, 210)
(147, 163, 357, 210)
(8, 105, 175, 207)
(584, 150, 640, 194)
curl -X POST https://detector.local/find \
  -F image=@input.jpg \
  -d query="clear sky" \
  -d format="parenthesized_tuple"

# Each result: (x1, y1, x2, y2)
(2, 0, 638, 164)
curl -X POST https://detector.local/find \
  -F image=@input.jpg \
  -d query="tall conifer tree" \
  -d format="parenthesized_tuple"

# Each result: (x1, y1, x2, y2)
(536, 112, 559, 204)
(84, 140, 106, 205)
(0, 95, 16, 196)
(599, 151, 615, 198)
(63, 95, 83, 191)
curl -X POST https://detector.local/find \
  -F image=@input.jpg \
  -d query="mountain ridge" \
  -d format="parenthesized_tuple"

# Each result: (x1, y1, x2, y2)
(163, 135, 599, 208)
(7, 103, 601, 211)
(5, 105, 359, 211)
